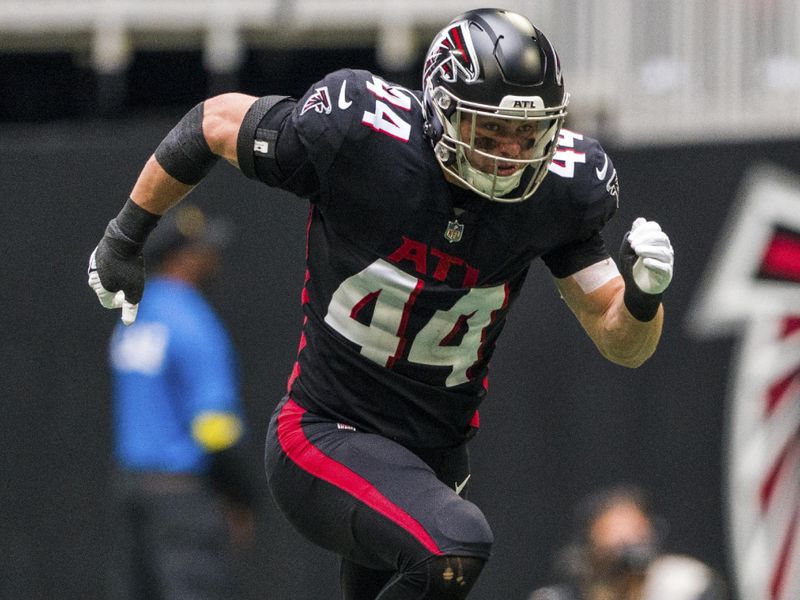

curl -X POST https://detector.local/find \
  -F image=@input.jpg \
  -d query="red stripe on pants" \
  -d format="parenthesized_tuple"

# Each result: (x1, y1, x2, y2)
(277, 398, 443, 556)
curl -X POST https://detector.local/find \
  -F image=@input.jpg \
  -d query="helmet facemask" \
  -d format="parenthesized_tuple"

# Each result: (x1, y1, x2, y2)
(428, 85, 568, 203)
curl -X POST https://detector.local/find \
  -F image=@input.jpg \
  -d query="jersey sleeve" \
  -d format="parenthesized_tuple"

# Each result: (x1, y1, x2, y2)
(287, 69, 373, 176)
(237, 69, 374, 198)
(541, 132, 620, 278)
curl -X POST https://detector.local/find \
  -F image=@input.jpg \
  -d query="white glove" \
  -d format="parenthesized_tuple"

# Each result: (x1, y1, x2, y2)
(626, 217, 674, 295)
(88, 248, 139, 325)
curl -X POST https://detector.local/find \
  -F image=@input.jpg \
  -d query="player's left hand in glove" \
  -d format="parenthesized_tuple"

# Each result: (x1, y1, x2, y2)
(618, 217, 674, 321)
(87, 198, 160, 325)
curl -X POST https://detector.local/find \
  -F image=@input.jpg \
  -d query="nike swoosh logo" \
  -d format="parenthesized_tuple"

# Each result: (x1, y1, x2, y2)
(338, 80, 352, 110)
(454, 474, 471, 496)
(595, 153, 609, 180)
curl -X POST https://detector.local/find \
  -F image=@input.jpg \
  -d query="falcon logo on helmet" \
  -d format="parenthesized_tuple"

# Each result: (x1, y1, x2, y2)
(423, 21, 480, 85)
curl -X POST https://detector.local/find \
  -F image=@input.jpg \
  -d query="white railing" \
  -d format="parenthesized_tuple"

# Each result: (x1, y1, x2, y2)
(2, 0, 799, 146)
(539, 0, 800, 145)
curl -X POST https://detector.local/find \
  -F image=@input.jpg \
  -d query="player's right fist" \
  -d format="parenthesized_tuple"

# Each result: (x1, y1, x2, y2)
(87, 199, 160, 325)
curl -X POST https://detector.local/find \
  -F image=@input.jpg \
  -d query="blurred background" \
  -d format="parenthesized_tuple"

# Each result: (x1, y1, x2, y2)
(2, 1, 799, 599)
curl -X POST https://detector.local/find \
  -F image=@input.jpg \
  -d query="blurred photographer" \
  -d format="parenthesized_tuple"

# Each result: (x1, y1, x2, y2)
(529, 485, 727, 600)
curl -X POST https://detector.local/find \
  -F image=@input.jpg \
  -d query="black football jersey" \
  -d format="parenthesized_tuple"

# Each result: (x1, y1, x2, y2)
(243, 69, 618, 448)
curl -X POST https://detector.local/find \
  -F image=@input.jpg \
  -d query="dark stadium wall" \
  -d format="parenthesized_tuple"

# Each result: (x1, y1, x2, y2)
(3, 119, 799, 600)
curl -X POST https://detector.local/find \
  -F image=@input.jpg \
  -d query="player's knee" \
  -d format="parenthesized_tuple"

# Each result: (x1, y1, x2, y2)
(433, 496, 494, 557)
(415, 554, 487, 599)
(388, 499, 491, 598)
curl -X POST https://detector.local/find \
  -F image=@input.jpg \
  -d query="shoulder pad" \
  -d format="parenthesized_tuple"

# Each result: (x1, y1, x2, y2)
(548, 128, 619, 233)
(293, 69, 366, 138)
(290, 69, 422, 176)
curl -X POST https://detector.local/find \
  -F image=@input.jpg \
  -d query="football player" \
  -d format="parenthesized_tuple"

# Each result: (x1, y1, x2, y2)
(88, 8, 674, 599)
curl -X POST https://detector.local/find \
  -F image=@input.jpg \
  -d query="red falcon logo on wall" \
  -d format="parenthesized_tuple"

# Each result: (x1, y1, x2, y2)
(689, 164, 800, 600)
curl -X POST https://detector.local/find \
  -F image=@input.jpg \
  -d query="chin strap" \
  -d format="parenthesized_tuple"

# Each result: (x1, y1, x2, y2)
(463, 162, 525, 198)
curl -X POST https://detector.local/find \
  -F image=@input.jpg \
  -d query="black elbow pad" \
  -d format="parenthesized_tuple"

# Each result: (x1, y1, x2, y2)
(237, 95, 319, 195)
(236, 95, 293, 183)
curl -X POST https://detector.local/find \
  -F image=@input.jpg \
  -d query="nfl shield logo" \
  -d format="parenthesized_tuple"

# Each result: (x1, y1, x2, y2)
(444, 220, 464, 243)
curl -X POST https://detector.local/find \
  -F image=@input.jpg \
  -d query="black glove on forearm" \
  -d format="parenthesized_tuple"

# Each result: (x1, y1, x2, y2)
(94, 198, 160, 304)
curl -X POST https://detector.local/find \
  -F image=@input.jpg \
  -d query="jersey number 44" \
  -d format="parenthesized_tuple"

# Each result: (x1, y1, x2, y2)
(324, 259, 507, 387)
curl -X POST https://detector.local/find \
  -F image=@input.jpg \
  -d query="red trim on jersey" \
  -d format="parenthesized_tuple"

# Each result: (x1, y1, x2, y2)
(361, 118, 412, 144)
(550, 151, 586, 169)
(439, 311, 476, 346)
(388, 279, 425, 369)
(467, 283, 509, 381)
(286, 362, 300, 392)
(305, 207, 314, 259)
(286, 330, 308, 392)
(301, 269, 311, 305)
(350, 289, 381, 320)
(469, 410, 480, 428)
(277, 398, 443, 556)
(292, 208, 314, 390)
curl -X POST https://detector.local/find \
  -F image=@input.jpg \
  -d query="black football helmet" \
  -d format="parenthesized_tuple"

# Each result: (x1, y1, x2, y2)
(423, 8, 569, 202)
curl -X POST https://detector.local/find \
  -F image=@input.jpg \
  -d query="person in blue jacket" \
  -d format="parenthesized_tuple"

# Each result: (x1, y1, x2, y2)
(106, 203, 257, 600)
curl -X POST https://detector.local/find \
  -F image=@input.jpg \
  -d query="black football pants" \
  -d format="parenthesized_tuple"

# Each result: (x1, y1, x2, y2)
(265, 396, 493, 599)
